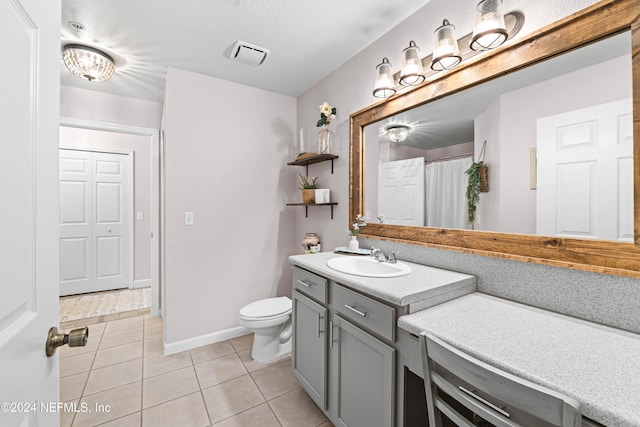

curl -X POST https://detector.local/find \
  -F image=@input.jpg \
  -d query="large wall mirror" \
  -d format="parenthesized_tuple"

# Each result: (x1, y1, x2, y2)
(350, 0, 640, 278)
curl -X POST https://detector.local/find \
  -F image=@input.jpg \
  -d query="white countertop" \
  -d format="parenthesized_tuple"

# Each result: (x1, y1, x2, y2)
(289, 252, 476, 309)
(399, 293, 640, 427)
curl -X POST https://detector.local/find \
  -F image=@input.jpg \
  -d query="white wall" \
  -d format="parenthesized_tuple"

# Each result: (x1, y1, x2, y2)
(296, 0, 601, 250)
(59, 126, 152, 283)
(60, 86, 162, 129)
(163, 67, 298, 345)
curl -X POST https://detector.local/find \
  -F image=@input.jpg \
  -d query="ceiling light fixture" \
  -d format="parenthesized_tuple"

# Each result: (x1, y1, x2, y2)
(399, 41, 425, 86)
(62, 44, 115, 82)
(373, 57, 397, 98)
(386, 125, 410, 143)
(431, 19, 462, 71)
(470, 0, 508, 51)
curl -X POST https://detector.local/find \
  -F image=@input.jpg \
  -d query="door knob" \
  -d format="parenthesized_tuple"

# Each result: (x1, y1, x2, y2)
(107, 228, 112, 233)
(46, 326, 88, 357)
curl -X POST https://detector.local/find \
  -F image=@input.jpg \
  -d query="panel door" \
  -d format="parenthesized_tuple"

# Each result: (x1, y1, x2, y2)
(292, 290, 328, 410)
(378, 157, 424, 226)
(59, 149, 131, 295)
(331, 315, 395, 427)
(0, 0, 61, 424)
(537, 99, 633, 241)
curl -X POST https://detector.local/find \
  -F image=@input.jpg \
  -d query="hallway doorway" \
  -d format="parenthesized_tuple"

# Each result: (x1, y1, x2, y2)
(59, 119, 162, 318)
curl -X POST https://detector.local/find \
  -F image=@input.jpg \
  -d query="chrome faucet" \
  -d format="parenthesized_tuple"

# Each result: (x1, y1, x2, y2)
(370, 247, 398, 264)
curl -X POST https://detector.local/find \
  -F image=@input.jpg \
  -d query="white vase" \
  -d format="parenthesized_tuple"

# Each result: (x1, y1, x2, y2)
(348, 235, 359, 251)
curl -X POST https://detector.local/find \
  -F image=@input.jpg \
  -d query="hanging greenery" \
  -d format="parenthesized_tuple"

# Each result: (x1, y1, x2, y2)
(465, 161, 484, 224)
(465, 141, 488, 224)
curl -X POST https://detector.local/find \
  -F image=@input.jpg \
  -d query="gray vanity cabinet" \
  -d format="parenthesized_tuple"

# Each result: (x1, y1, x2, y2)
(292, 289, 328, 409)
(292, 266, 397, 427)
(330, 314, 395, 427)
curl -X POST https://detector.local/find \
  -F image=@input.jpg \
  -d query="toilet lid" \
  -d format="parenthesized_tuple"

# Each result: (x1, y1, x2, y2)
(239, 296, 292, 319)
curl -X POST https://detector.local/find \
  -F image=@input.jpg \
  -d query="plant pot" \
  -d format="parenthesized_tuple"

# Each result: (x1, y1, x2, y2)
(302, 189, 316, 204)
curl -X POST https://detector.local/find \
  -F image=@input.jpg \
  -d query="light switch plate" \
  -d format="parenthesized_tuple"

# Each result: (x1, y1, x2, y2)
(137, 211, 144, 220)
(184, 211, 194, 226)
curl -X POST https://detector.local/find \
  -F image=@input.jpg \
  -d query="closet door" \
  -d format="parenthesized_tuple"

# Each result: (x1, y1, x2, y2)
(59, 149, 131, 295)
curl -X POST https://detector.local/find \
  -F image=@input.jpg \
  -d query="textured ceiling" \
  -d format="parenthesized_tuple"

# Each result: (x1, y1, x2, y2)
(60, 0, 432, 103)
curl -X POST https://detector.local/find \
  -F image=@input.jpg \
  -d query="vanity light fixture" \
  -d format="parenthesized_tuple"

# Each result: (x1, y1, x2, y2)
(62, 44, 115, 82)
(386, 125, 410, 143)
(373, 57, 397, 98)
(431, 19, 462, 71)
(399, 41, 425, 86)
(372, 5, 523, 98)
(470, 0, 508, 51)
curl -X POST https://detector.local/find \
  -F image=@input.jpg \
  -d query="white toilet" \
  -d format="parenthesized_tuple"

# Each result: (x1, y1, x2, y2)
(238, 296, 292, 363)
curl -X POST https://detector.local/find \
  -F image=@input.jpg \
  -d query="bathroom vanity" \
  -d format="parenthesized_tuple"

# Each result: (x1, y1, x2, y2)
(289, 252, 640, 427)
(289, 252, 476, 427)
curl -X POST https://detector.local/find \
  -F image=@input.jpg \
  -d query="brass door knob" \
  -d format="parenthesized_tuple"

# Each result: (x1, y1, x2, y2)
(46, 326, 88, 357)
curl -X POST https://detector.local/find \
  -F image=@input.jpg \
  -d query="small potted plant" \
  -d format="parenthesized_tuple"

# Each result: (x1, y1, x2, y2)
(298, 174, 319, 204)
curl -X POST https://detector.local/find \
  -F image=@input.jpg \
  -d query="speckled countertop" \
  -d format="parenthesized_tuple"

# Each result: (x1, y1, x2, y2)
(399, 293, 640, 427)
(289, 252, 476, 309)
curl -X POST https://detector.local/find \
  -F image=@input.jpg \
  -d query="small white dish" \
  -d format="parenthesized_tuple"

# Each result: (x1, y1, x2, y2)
(334, 247, 372, 256)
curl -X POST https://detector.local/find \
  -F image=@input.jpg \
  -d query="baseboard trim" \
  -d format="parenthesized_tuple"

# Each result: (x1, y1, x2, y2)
(132, 279, 151, 289)
(163, 325, 250, 356)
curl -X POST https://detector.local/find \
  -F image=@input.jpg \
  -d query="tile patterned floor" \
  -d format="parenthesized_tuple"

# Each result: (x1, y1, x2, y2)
(59, 314, 334, 427)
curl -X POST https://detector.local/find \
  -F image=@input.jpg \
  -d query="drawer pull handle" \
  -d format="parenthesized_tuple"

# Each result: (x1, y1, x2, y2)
(296, 280, 312, 287)
(459, 386, 511, 418)
(344, 304, 367, 317)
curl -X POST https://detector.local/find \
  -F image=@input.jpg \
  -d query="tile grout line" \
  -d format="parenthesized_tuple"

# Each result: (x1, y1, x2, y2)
(189, 348, 215, 427)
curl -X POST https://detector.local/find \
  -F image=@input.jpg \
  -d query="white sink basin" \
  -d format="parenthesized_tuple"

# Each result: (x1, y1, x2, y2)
(326, 256, 411, 278)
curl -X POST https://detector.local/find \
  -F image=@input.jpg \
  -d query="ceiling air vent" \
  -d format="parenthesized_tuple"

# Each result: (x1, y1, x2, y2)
(229, 41, 270, 66)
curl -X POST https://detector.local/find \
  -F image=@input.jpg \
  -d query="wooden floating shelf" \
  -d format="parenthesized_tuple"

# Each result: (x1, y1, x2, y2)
(287, 153, 338, 174)
(286, 202, 338, 219)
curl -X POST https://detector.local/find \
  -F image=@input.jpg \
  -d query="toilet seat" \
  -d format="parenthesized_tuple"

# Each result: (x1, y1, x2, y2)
(239, 296, 291, 320)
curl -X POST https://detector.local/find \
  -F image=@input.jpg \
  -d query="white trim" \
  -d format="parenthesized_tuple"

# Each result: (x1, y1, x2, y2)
(133, 279, 151, 289)
(59, 117, 162, 317)
(163, 326, 250, 356)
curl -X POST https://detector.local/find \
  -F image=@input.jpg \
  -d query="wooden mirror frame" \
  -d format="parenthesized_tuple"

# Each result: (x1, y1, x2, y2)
(350, 0, 640, 278)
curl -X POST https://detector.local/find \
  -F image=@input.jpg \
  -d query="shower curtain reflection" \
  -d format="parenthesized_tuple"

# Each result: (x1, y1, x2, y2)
(425, 156, 472, 229)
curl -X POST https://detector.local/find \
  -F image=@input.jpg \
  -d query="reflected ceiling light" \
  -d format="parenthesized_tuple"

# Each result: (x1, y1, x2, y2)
(386, 125, 410, 143)
(431, 19, 462, 71)
(470, 0, 508, 51)
(373, 57, 396, 98)
(399, 41, 425, 86)
(62, 44, 115, 82)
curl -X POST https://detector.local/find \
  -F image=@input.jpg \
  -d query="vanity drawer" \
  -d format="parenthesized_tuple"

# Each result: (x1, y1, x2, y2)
(331, 282, 396, 342)
(293, 266, 328, 304)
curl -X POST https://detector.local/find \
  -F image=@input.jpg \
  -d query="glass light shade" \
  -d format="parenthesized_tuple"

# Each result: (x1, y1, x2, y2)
(373, 57, 396, 98)
(399, 41, 425, 86)
(63, 44, 115, 82)
(470, 0, 508, 51)
(386, 125, 410, 143)
(431, 20, 462, 71)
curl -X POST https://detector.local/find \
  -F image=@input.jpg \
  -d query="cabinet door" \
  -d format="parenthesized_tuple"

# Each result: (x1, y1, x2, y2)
(331, 315, 395, 427)
(292, 289, 328, 409)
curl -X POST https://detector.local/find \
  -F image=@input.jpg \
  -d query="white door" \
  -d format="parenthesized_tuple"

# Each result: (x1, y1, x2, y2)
(378, 157, 425, 226)
(536, 99, 633, 241)
(59, 149, 131, 296)
(0, 0, 61, 425)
